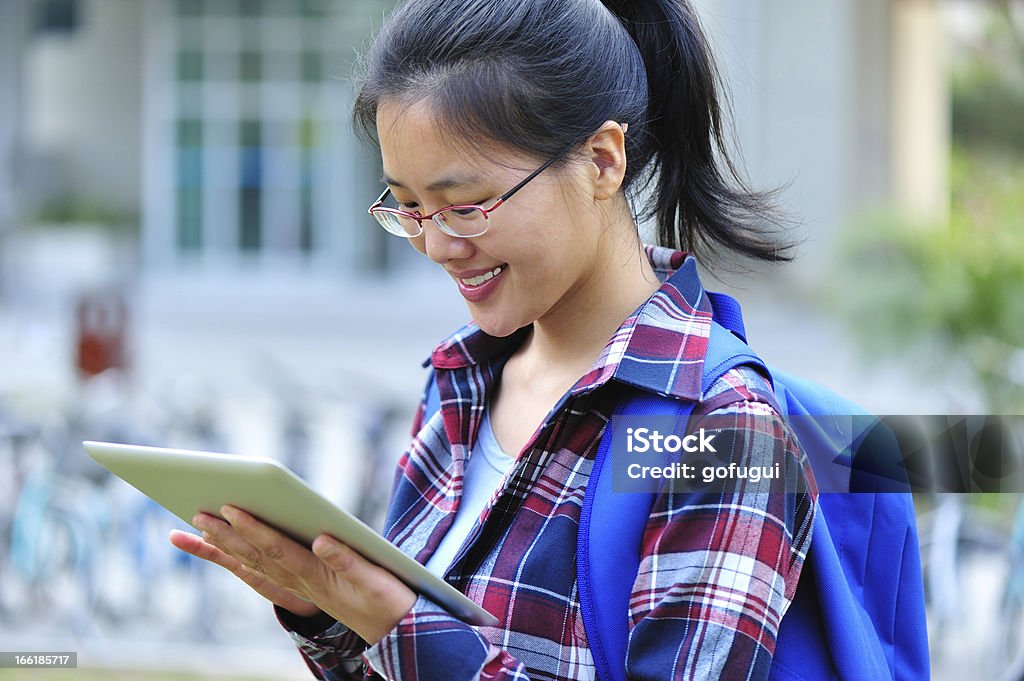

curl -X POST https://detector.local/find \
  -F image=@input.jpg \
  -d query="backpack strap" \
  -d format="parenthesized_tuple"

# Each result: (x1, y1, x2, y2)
(577, 392, 696, 681)
(703, 321, 767, 393)
(578, 319, 766, 681)
(705, 290, 748, 343)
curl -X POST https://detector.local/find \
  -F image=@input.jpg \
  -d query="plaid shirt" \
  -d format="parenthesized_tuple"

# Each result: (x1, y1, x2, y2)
(279, 246, 818, 681)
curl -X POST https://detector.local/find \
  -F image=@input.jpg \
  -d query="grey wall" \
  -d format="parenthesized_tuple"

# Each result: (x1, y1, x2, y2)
(0, 2, 31, 230)
(692, 0, 896, 279)
(24, 0, 143, 217)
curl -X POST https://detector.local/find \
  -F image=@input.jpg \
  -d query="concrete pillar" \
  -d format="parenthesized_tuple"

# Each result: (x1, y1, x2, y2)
(25, 0, 144, 217)
(0, 1, 30, 232)
(890, 0, 950, 224)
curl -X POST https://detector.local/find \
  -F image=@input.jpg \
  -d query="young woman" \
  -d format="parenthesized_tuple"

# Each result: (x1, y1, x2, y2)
(170, 0, 817, 678)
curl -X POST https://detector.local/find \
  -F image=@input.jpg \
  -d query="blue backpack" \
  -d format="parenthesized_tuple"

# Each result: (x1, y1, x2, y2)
(423, 291, 930, 681)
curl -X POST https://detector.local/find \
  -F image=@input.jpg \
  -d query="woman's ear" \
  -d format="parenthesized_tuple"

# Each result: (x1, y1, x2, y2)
(585, 120, 628, 201)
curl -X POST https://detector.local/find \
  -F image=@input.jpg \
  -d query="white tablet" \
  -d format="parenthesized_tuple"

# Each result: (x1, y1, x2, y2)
(83, 440, 498, 627)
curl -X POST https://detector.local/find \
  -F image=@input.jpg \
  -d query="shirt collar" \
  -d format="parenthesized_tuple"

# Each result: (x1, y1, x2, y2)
(426, 245, 713, 401)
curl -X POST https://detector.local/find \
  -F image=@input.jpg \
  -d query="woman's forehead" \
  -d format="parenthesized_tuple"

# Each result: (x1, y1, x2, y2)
(378, 108, 487, 191)
(376, 98, 444, 149)
(377, 99, 537, 190)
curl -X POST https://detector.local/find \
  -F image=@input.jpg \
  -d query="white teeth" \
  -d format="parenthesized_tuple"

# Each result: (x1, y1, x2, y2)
(461, 266, 504, 287)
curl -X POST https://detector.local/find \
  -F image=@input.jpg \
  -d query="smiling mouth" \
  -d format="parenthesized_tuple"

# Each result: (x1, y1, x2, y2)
(459, 265, 507, 288)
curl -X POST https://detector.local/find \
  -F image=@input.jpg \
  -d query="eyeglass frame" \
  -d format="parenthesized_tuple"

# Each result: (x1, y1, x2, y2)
(367, 153, 564, 239)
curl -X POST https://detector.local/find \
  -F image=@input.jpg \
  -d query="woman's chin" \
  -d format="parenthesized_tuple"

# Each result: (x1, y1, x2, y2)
(469, 312, 526, 339)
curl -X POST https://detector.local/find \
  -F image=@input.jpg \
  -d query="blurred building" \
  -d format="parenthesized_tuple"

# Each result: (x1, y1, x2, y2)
(0, 0, 952, 282)
(3, 0, 409, 279)
(140, 0, 402, 274)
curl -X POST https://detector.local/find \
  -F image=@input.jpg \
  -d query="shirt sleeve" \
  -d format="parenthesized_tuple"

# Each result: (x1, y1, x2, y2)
(275, 606, 369, 680)
(361, 596, 534, 680)
(625, 395, 818, 681)
(279, 596, 535, 681)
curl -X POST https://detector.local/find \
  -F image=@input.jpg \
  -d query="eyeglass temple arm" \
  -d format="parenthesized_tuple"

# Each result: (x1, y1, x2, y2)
(373, 147, 571, 217)
(369, 187, 391, 212)
(496, 155, 562, 203)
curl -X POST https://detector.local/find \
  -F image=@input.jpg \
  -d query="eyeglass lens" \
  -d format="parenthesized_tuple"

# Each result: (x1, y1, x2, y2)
(374, 211, 421, 237)
(374, 206, 489, 238)
(434, 207, 487, 235)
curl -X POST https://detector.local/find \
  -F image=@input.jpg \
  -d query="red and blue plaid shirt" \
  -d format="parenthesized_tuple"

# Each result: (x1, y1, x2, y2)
(279, 246, 818, 681)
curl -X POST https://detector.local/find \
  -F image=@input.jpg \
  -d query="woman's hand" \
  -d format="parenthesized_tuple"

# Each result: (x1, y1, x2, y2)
(168, 505, 417, 644)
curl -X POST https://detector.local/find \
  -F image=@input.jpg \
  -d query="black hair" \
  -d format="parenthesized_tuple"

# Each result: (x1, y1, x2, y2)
(353, 0, 795, 266)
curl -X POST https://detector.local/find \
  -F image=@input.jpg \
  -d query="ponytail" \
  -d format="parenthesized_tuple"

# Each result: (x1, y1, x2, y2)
(601, 0, 795, 265)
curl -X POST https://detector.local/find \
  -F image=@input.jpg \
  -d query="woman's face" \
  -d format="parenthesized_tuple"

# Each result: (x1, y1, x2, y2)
(376, 99, 609, 338)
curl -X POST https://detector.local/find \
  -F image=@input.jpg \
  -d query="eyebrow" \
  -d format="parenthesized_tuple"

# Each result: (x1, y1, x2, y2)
(380, 173, 482, 193)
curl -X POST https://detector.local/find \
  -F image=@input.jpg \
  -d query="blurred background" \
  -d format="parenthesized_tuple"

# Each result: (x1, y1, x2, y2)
(0, 0, 1021, 679)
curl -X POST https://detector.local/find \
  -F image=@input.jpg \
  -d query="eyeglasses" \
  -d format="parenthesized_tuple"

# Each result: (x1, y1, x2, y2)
(367, 154, 562, 239)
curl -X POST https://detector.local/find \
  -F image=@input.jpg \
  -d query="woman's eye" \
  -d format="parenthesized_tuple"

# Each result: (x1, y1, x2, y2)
(453, 199, 490, 213)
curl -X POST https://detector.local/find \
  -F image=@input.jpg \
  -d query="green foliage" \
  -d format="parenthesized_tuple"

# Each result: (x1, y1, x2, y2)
(31, 196, 138, 232)
(952, 61, 1024, 154)
(948, 1, 1024, 153)
(834, 146, 1024, 412)
(832, 7, 1024, 412)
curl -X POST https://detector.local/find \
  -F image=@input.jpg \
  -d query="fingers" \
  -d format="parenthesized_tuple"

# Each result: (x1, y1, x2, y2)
(191, 511, 268, 573)
(309, 534, 418, 644)
(168, 528, 322, 618)
(312, 534, 359, 573)
(169, 528, 243, 572)
(168, 528, 203, 554)
(312, 534, 415, 607)
(216, 506, 323, 579)
(179, 508, 417, 641)
(170, 526, 259, 580)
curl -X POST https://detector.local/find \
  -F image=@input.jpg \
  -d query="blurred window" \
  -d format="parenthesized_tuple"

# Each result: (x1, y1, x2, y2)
(302, 52, 323, 83)
(240, 51, 262, 82)
(155, 0, 391, 268)
(177, 120, 203, 148)
(176, 0, 204, 18)
(33, 0, 80, 35)
(177, 52, 203, 81)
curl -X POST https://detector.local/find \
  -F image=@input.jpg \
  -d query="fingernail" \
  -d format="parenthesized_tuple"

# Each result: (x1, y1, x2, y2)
(220, 506, 236, 522)
(192, 515, 206, 530)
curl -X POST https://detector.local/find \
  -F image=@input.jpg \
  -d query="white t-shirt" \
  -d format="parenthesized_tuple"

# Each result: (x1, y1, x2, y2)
(424, 408, 515, 578)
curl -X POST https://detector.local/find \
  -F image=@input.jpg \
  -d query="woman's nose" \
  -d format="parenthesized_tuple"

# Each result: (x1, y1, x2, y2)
(418, 220, 475, 265)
